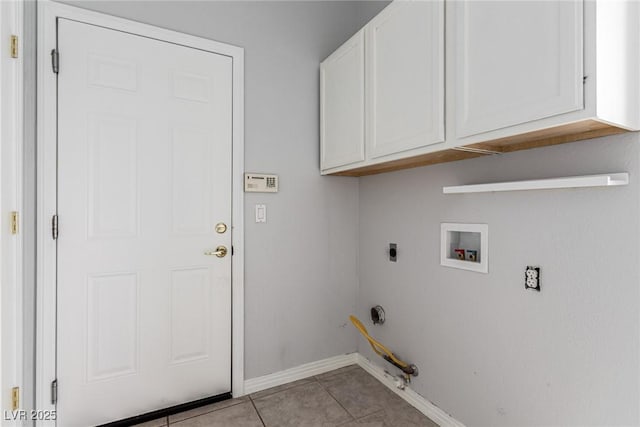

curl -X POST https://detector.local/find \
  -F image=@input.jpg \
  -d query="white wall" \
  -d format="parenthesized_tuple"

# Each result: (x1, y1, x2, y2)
(357, 133, 640, 426)
(52, 0, 376, 380)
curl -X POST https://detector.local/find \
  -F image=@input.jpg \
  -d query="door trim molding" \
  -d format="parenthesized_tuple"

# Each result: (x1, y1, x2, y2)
(36, 1, 245, 418)
(1, 0, 24, 422)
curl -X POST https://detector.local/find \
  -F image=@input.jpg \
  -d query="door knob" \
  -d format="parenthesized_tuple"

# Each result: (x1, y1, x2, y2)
(204, 246, 227, 258)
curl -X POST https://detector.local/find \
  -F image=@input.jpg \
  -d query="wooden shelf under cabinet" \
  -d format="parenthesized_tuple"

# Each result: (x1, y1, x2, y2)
(329, 120, 627, 177)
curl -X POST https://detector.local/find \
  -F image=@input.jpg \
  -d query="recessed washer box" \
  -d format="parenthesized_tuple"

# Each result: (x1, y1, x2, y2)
(441, 223, 488, 273)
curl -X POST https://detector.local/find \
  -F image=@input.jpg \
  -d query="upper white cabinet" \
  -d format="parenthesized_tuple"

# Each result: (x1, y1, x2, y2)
(320, 0, 443, 173)
(321, 0, 640, 177)
(320, 30, 365, 170)
(367, 0, 445, 158)
(454, 1, 583, 138)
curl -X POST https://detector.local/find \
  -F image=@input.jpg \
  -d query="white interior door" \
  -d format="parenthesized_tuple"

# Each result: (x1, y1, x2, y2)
(56, 18, 232, 426)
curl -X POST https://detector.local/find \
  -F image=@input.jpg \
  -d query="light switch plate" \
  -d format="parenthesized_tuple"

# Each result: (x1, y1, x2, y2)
(255, 204, 266, 223)
(245, 173, 278, 193)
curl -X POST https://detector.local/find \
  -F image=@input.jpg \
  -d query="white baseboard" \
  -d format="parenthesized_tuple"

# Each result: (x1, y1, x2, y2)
(354, 353, 465, 427)
(243, 353, 358, 395)
(243, 352, 464, 426)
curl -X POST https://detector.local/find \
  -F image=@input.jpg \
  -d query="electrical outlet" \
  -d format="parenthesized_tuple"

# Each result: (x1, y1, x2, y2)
(525, 266, 540, 291)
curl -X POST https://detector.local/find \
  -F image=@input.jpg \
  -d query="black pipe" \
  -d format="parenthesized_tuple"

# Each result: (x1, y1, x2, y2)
(383, 355, 417, 376)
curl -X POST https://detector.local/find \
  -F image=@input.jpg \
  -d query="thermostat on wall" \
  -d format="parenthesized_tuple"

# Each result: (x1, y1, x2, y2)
(244, 173, 278, 193)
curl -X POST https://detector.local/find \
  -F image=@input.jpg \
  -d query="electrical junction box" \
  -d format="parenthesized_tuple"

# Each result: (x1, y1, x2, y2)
(245, 173, 278, 193)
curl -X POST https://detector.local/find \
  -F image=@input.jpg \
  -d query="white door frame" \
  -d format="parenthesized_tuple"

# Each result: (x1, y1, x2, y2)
(36, 1, 245, 418)
(1, 0, 24, 423)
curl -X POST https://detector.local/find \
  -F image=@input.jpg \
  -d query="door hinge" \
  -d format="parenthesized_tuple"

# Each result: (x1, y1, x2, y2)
(11, 387, 19, 411)
(10, 211, 18, 235)
(52, 214, 58, 240)
(10, 35, 18, 58)
(51, 380, 58, 405)
(583, 75, 588, 84)
(51, 49, 59, 74)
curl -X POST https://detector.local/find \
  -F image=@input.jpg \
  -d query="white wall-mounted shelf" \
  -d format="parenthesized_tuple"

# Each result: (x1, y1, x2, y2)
(443, 173, 629, 194)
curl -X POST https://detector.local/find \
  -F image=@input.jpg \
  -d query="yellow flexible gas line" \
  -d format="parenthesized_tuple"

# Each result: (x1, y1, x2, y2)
(349, 315, 409, 369)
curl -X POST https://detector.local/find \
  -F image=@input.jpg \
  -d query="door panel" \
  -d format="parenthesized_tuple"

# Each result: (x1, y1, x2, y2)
(170, 127, 213, 234)
(87, 114, 138, 238)
(455, 0, 583, 138)
(86, 273, 139, 381)
(57, 19, 232, 426)
(170, 267, 211, 363)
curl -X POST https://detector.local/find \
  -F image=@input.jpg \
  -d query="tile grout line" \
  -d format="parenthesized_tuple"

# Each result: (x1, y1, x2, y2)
(249, 395, 268, 427)
(314, 374, 358, 422)
(350, 409, 388, 425)
(248, 364, 360, 403)
(249, 378, 316, 402)
(249, 373, 358, 426)
(317, 367, 409, 424)
(246, 365, 412, 427)
(166, 398, 247, 425)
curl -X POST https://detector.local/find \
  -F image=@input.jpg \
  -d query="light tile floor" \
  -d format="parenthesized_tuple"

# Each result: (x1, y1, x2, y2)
(133, 365, 439, 427)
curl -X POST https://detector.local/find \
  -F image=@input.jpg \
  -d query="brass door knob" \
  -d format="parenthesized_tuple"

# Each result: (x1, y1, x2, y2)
(204, 246, 227, 258)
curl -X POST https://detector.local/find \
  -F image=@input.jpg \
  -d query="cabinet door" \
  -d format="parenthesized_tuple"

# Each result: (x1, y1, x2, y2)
(367, 0, 445, 159)
(455, 0, 583, 138)
(320, 31, 365, 170)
